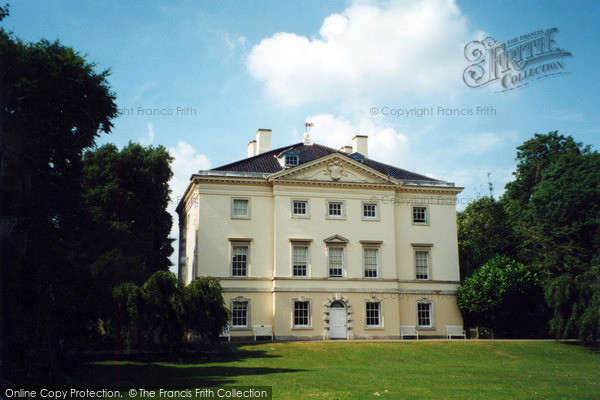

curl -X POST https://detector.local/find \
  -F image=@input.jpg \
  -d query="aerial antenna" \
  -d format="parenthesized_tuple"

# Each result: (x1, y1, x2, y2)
(303, 122, 314, 145)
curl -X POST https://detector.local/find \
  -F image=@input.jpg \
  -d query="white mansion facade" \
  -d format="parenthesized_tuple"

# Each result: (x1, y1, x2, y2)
(176, 129, 464, 340)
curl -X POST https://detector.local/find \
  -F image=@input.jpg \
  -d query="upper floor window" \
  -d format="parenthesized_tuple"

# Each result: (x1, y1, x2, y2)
(362, 203, 378, 220)
(415, 250, 429, 280)
(292, 199, 309, 218)
(363, 248, 379, 278)
(328, 247, 344, 277)
(327, 200, 345, 219)
(292, 245, 309, 277)
(231, 198, 250, 219)
(285, 154, 299, 167)
(231, 244, 249, 277)
(412, 206, 428, 225)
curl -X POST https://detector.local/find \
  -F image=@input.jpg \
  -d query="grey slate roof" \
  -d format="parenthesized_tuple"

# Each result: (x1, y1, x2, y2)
(210, 142, 443, 183)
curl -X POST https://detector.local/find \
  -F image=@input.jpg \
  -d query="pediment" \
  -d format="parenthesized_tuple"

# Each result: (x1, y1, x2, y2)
(268, 153, 399, 185)
(324, 235, 349, 244)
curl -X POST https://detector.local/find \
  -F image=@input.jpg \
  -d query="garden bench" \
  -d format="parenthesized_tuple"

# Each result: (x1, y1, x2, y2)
(219, 325, 230, 341)
(400, 325, 419, 340)
(252, 325, 274, 341)
(445, 325, 466, 339)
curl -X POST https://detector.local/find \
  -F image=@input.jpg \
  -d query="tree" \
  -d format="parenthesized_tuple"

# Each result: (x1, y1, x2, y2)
(81, 142, 174, 320)
(183, 277, 230, 342)
(457, 255, 548, 338)
(457, 196, 516, 278)
(0, 19, 117, 382)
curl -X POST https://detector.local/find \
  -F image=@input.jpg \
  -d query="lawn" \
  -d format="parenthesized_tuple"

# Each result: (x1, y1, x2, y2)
(74, 341, 600, 399)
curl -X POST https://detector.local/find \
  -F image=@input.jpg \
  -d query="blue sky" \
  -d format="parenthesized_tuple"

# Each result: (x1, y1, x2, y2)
(5, 0, 599, 266)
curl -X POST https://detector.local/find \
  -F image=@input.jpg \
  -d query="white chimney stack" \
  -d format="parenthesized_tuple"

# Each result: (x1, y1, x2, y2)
(247, 140, 257, 157)
(352, 135, 368, 158)
(256, 129, 271, 155)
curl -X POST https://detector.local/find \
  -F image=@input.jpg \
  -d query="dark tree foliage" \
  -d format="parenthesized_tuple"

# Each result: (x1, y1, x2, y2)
(113, 273, 229, 350)
(457, 196, 516, 278)
(457, 255, 548, 338)
(81, 143, 174, 320)
(0, 23, 117, 382)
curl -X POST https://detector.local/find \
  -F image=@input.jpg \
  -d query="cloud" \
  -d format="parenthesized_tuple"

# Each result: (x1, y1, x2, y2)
(139, 123, 155, 146)
(305, 113, 410, 164)
(247, 0, 475, 107)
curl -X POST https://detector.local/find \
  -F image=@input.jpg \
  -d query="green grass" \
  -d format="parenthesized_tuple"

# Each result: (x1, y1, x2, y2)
(74, 341, 600, 399)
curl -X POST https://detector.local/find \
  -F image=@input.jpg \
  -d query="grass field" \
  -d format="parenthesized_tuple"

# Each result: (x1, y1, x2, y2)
(75, 341, 600, 399)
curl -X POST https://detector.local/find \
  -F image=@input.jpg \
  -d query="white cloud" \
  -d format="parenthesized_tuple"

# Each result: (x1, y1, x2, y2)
(306, 113, 410, 164)
(247, 0, 475, 107)
(139, 123, 155, 146)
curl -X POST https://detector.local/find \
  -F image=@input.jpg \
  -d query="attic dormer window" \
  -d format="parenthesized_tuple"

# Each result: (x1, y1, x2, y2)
(284, 155, 299, 167)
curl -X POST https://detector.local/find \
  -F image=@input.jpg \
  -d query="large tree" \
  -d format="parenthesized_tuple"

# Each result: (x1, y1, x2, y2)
(0, 12, 118, 382)
(81, 142, 174, 320)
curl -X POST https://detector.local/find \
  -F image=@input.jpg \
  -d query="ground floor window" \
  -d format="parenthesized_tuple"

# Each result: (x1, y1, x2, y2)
(232, 301, 248, 327)
(366, 302, 381, 327)
(417, 302, 432, 327)
(294, 301, 310, 327)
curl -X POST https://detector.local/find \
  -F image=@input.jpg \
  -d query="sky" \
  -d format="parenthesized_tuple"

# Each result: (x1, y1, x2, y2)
(5, 0, 600, 268)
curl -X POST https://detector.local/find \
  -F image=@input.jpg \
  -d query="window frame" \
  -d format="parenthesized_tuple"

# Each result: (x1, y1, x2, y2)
(230, 297, 251, 330)
(327, 246, 345, 278)
(361, 243, 381, 279)
(364, 299, 383, 329)
(231, 197, 251, 219)
(291, 198, 310, 219)
(229, 238, 252, 277)
(284, 154, 300, 167)
(290, 241, 311, 277)
(412, 243, 433, 281)
(361, 202, 379, 221)
(411, 205, 429, 225)
(416, 300, 434, 329)
(326, 200, 346, 220)
(292, 298, 312, 329)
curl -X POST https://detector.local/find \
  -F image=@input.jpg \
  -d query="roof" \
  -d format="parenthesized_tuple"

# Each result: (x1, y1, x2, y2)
(209, 142, 444, 183)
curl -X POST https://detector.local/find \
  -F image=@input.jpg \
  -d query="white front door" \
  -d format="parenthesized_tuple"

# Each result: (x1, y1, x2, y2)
(329, 307, 347, 339)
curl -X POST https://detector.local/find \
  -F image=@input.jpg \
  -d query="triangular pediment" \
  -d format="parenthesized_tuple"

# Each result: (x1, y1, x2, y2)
(268, 153, 399, 185)
(323, 235, 349, 244)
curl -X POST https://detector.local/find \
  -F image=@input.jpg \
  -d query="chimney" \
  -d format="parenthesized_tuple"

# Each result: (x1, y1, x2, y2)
(256, 129, 271, 155)
(247, 140, 257, 157)
(352, 135, 368, 158)
(339, 146, 353, 154)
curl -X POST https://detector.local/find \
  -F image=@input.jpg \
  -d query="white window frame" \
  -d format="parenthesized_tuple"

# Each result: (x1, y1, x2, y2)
(290, 241, 311, 277)
(327, 246, 345, 278)
(230, 297, 251, 330)
(413, 246, 431, 280)
(326, 200, 346, 220)
(231, 197, 251, 219)
(412, 205, 429, 225)
(229, 238, 252, 277)
(364, 298, 383, 329)
(362, 247, 380, 279)
(361, 202, 379, 221)
(292, 297, 312, 329)
(291, 199, 310, 219)
(284, 154, 300, 167)
(416, 300, 434, 329)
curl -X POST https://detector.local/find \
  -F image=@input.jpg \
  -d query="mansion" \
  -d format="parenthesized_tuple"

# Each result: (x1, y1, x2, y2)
(176, 129, 464, 340)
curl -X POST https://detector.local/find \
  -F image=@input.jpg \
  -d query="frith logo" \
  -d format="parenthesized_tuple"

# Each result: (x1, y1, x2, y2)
(463, 28, 572, 92)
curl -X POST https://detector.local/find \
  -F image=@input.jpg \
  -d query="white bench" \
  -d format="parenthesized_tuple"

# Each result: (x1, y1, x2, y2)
(219, 325, 230, 341)
(252, 325, 274, 341)
(400, 325, 419, 340)
(445, 325, 466, 339)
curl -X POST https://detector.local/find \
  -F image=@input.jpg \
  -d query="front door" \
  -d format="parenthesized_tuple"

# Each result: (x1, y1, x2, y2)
(329, 302, 347, 339)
